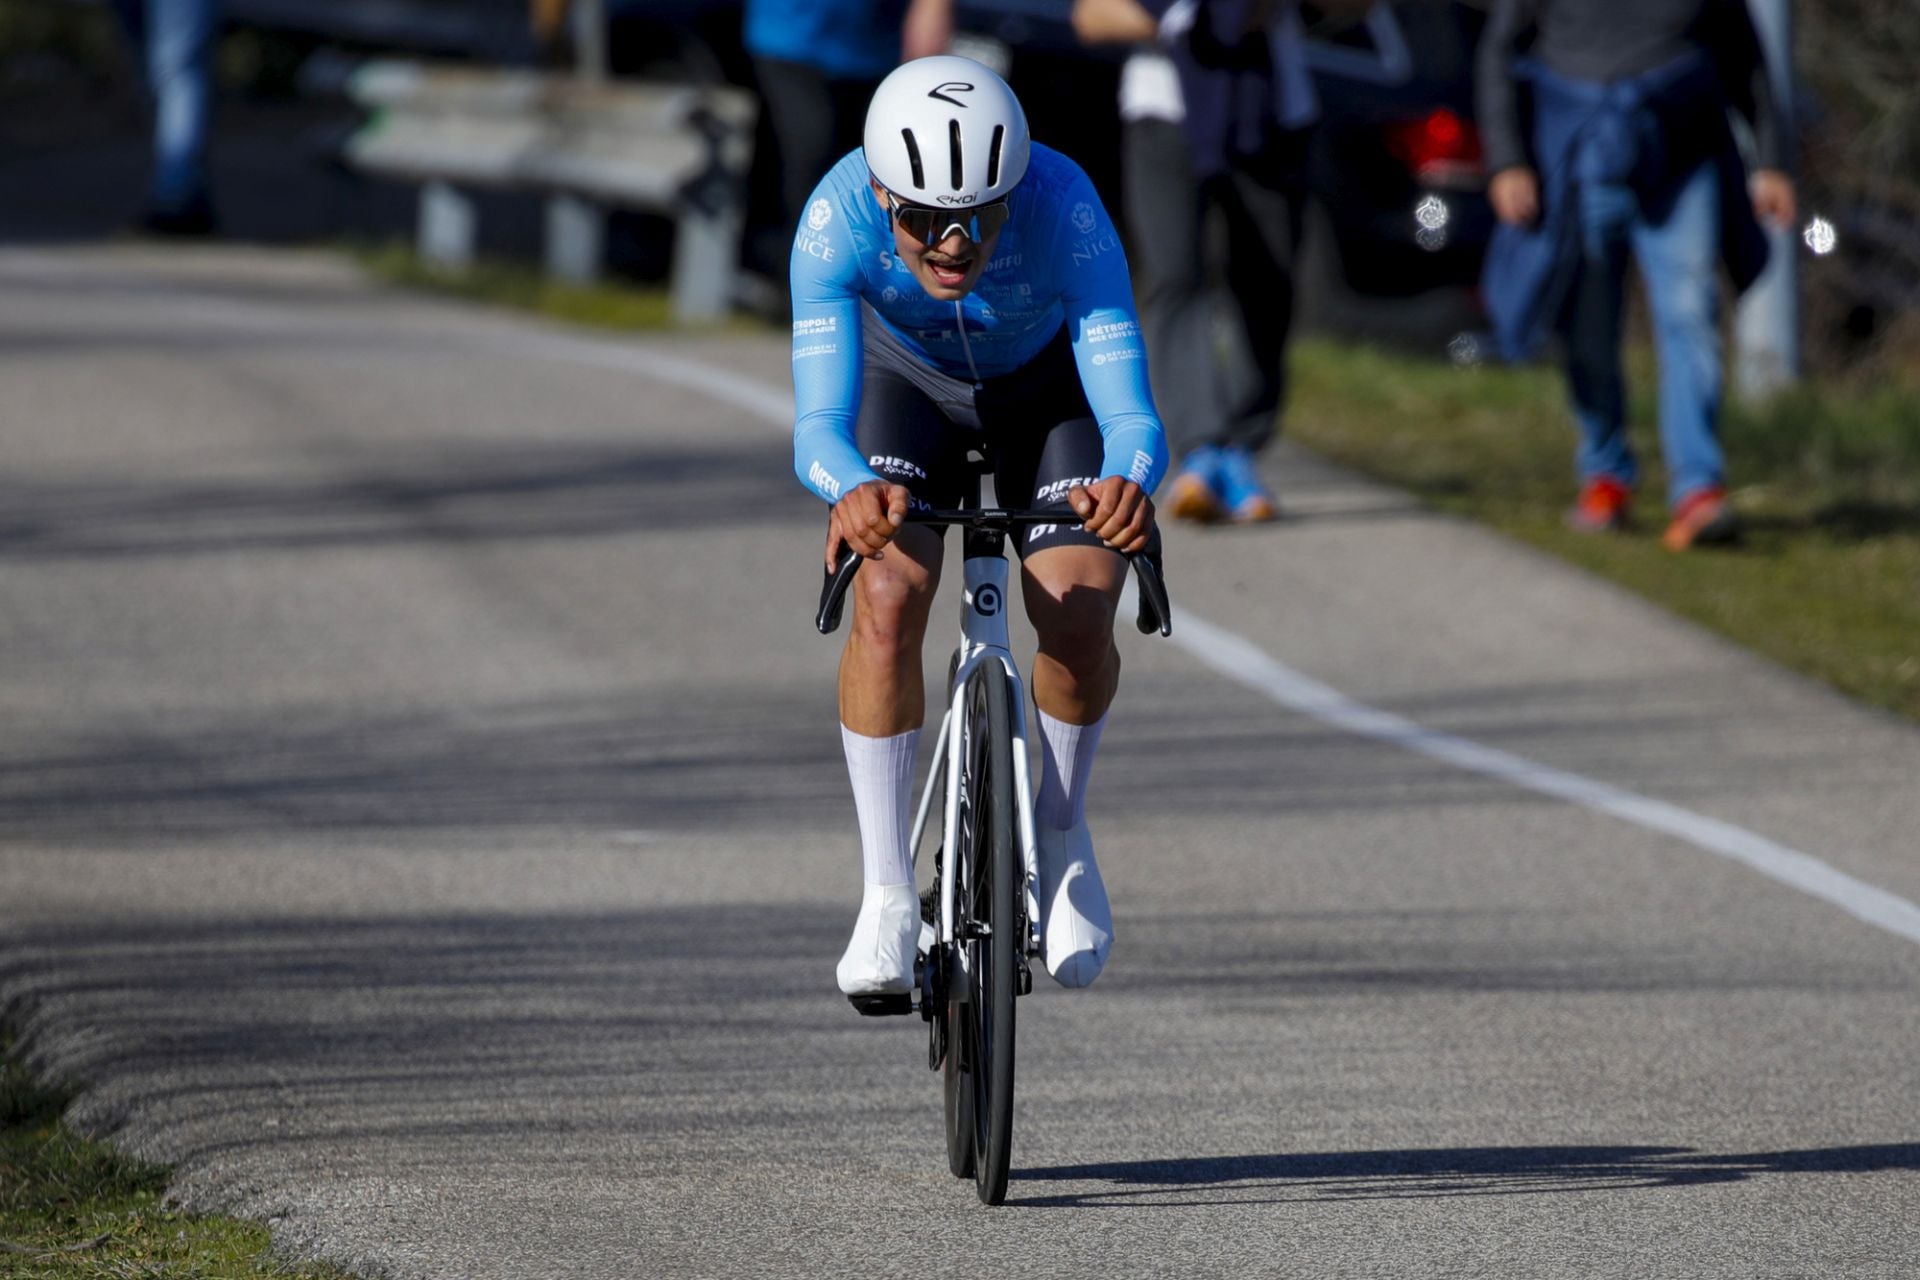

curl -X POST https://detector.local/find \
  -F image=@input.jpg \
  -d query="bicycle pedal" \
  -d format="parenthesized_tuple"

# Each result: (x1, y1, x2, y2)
(848, 993, 915, 1017)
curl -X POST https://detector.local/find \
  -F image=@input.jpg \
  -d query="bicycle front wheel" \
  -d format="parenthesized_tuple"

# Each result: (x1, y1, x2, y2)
(941, 659, 1018, 1205)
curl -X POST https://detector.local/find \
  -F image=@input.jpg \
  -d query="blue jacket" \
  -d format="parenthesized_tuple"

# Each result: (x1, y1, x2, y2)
(744, 0, 907, 80)
(1481, 51, 1770, 362)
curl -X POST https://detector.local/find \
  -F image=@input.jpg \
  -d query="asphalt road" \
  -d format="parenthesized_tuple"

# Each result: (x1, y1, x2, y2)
(2, 245, 1917, 1278)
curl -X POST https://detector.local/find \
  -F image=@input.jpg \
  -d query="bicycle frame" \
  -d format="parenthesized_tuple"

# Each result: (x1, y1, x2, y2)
(908, 531, 1043, 973)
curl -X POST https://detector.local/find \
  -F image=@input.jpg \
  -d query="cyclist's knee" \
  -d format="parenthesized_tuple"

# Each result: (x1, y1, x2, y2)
(851, 558, 936, 652)
(1029, 586, 1117, 666)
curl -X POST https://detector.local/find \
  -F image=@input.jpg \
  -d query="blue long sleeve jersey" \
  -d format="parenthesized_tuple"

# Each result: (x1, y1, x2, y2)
(790, 145, 1169, 505)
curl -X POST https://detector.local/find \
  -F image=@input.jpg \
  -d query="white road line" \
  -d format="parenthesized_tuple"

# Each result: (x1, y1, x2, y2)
(22, 253, 1919, 947)
(1170, 609, 1920, 946)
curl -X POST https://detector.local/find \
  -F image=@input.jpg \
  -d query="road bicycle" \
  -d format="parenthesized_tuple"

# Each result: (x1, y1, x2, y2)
(816, 477, 1170, 1205)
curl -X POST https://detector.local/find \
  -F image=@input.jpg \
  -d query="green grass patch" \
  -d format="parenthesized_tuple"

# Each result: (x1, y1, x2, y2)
(356, 242, 749, 333)
(1, 1046, 351, 1279)
(1286, 338, 1920, 722)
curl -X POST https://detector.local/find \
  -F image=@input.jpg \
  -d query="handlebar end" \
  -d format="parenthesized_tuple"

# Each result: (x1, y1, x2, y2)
(816, 545, 863, 635)
(1131, 551, 1172, 638)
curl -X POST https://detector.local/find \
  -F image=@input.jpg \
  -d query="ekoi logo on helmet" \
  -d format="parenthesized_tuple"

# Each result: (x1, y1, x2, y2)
(928, 81, 973, 108)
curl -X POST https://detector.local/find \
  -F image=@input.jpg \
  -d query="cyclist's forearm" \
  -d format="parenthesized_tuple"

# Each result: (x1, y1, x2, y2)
(794, 415, 882, 504)
(1095, 416, 1169, 493)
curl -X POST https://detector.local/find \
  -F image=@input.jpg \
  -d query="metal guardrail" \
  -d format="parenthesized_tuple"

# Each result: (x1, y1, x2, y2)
(341, 59, 755, 322)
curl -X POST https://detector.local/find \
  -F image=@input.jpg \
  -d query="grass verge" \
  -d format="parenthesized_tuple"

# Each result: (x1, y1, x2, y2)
(357, 243, 700, 332)
(1286, 338, 1920, 723)
(1, 1046, 349, 1279)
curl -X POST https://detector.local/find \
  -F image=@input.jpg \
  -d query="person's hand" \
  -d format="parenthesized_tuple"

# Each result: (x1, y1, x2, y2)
(902, 0, 953, 59)
(1750, 169, 1797, 231)
(1068, 476, 1155, 554)
(1489, 166, 1540, 227)
(826, 481, 912, 568)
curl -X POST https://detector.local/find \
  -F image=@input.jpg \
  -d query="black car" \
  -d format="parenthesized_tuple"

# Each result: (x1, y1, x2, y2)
(1296, 1, 1493, 339)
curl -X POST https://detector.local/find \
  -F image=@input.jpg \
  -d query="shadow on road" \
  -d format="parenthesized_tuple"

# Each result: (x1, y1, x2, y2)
(1010, 1143, 1920, 1207)
(2, 903, 1880, 1169)
(0, 440, 803, 561)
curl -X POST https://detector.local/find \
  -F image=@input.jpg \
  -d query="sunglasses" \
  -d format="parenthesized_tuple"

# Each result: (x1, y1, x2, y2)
(883, 190, 1012, 246)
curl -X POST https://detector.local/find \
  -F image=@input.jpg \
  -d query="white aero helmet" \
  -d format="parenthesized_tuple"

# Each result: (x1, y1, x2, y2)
(863, 55, 1031, 208)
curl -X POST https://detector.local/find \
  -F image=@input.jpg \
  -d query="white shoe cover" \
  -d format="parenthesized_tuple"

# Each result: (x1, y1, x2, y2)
(1035, 820, 1112, 988)
(836, 882, 920, 996)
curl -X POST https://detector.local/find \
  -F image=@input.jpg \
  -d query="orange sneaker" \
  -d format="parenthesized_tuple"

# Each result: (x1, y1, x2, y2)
(1663, 486, 1738, 550)
(1166, 450, 1226, 524)
(1566, 477, 1632, 532)
(1215, 446, 1279, 523)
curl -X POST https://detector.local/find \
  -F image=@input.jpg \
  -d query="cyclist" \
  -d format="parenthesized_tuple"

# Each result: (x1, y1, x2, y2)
(790, 55, 1169, 1003)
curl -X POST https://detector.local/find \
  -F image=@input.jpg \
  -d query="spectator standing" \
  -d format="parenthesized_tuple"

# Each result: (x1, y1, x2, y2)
(745, 0, 953, 297)
(1477, 0, 1798, 550)
(1072, 0, 1320, 524)
(111, 0, 222, 234)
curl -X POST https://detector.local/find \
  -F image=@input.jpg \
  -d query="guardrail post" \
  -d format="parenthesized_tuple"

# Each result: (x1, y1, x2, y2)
(419, 181, 476, 269)
(546, 194, 604, 284)
(670, 201, 738, 324)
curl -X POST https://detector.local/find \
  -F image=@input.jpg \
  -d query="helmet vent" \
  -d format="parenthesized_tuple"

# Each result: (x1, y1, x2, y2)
(949, 119, 964, 191)
(987, 125, 1005, 190)
(900, 129, 926, 189)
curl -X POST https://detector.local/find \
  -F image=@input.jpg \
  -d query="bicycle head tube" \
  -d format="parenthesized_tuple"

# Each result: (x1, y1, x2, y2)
(960, 544, 1013, 655)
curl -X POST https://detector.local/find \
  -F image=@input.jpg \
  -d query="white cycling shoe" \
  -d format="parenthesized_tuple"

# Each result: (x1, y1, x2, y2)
(1035, 819, 1113, 988)
(836, 882, 921, 997)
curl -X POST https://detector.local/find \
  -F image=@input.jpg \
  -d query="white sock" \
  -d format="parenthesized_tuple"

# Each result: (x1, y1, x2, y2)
(1035, 709, 1106, 830)
(841, 725, 919, 888)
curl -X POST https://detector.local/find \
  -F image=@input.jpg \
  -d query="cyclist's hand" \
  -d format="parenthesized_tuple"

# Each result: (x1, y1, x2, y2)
(1069, 476, 1155, 555)
(826, 480, 912, 567)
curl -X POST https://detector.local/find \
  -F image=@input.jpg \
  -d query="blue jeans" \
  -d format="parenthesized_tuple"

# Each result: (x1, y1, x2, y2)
(1563, 161, 1723, 507)
(112, 0, 220, 211)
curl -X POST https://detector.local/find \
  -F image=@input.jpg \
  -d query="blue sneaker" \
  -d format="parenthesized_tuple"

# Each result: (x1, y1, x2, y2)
(1213, 446, 1278, 522)
(1166, 445, 1225, 523)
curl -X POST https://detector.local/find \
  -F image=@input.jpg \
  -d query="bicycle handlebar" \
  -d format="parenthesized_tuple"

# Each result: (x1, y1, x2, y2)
(814, 509, 1172, 639)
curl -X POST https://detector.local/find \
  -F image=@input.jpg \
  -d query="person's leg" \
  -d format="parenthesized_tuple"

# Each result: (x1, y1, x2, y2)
(1562, 180, 1637, 517)
(833, 357, 963, 997)
(1023, 533, 1127, 989)
(1123, 118, 1224, 516)
(991, 391, 1128, 986)
(1217, 136, 1307, 457)
(1631, 162, 1725, 511)
(824, 73, 882, 165)
(750, 57, 839, 293)
(1207, 141, 1306, 520)
(142, 0, 220, 223)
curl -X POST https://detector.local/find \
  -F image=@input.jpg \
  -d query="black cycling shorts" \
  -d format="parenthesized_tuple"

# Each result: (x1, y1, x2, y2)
(854, 308, 1114, 559)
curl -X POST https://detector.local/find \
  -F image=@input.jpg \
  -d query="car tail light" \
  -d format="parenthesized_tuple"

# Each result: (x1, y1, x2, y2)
(1386, 108, 1485, 185)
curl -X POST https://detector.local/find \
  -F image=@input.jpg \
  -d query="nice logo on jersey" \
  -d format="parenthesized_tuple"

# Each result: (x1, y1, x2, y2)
(807, 199, 834, 231)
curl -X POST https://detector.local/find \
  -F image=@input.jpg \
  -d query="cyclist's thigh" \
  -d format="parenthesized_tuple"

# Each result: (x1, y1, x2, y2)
(856, 336, 973, 516)
(849, 344, 972, 601)
(979, 341, 1113, 562)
